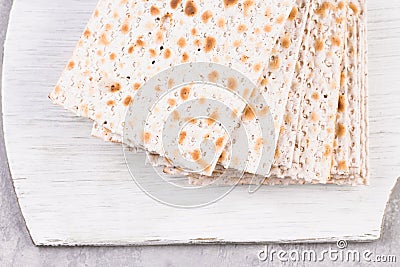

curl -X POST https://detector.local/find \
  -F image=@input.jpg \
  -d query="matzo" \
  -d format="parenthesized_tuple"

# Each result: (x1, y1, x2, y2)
(51, 0, 296, 175)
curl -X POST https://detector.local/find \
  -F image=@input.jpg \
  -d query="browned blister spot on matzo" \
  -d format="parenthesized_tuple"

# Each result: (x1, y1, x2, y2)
(184, 1, 197, 16)
(315, 39, 324, 52)
(263, 24, 272, 32)
(168, 98, 177, 106)
(205, 117, 215, 126)
(182, 52, 189, 62)
(164, 48, 172, 59)
(223, 0, 238, 8)
(143, 132, 151, 144)
(311, 112, 319, 122)
(243, 0, 254, 15)
(253, 63, 262, 72)
(338, 95, 346, 112)
(155, 30, 164, 43)
(288, 6, 298, 20)
(133, 83, 141, 91)
(191, 149, 201, 161)
(237, 24, 247, 33)
(260, 78, 268, 86)
(243, 105, 255, 121)
(333, 139, 338, 147)
(191, 28, 198, 36)
(162, 12, 173, 23)
(227, 77, 238, 90)
(219, 150, 227, 161)
(106, 100, 115, 106)
(109, 53, 116, 60)
(269, 56, 280, 70)
(94, 9, 99, 18)
(312, 92, 320, 100)
(340, 71, 346, 87)
(105, 24, 112, 31)
(170, 0, 182, 9)
(201, 10, 212, 23)
(281, 36, 291, 49)
(188, 117, 197, 124)
(177, 37, 186, 48)
(315, 2, 333, 17)
(336, 123, 346, 137)
(83, 29, 91, 38)
(54, 85, 61, 94)
(334, 17, 342, 25)
(168, 78, 175, 89)
(136, 37, 145, 47)
(67, 61, 75, 70)
(172, 110, 180, 121)
(121, 23, 130, 34)
(217, 18, 225, 28)
(128, 46, 134, 54)
(276, 14, 285, 24)
(204, 36, 216, 52)
(233, 40, 242, 47)
(274, 147, 281, 158)
(178, 131, 187, 145)
(284, 114, 292, 124)
(331, 35, 341, 46)
(110, 83, 121, 93)
(349, 2, 359, 14)
(99, 33, 110, 46)
(323, 144, 333, 157)
(180, 86, 190, 100)
(194, 39, 201, 46)
(148, 48, 157, 57)
(123, 95, 133, 106)
(337, 1, 345, 9)
(215, 137, 225, 149)
(254, 138, 264, 151)
(208, 71, 219, 82)
(150, 5, 160, 16)
(338, 160, 348, 171)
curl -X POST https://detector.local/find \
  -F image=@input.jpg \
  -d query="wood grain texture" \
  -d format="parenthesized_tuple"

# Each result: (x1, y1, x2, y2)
(2, 0, 400, 246)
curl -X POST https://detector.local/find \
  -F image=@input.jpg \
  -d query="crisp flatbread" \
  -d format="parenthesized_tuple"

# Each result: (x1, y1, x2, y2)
(283, 0, 347, 183)
(92, 1, 310, 176)
(87, 0, 369, 184)
(189, 0, 369, 185)
(217, 1, 311, 175)
(332, 0, 362, 175)
(51, 0, 296, 175)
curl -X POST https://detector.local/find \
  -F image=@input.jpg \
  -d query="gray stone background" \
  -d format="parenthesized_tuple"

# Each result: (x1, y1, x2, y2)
(0, 0, 399, 266)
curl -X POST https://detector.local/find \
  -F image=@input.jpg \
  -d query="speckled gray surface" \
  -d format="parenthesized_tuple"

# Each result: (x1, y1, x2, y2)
(0, 0, 399, 266)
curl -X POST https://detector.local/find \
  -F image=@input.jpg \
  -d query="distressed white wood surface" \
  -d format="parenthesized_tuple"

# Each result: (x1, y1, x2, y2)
(2, 0, 400, 246)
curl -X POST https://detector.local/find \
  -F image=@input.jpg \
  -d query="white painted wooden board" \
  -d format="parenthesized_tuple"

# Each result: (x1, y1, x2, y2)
(2, 0, 400, 246)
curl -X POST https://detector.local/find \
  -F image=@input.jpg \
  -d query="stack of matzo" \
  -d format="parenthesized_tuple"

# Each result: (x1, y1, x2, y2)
(50, 0, 368, 185)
